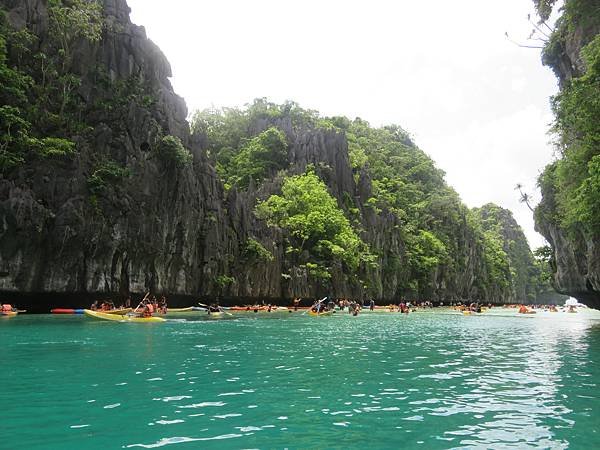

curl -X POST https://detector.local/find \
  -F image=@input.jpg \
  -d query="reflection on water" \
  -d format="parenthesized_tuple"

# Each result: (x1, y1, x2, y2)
(1, 309, 600, 449)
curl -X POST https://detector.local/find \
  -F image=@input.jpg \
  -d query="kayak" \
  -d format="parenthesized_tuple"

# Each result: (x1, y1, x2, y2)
(83, 309, 166, 323)
(1, 311, 18, 316)
(51, 308, 85, 314)
(308, 310, 333, 317)
(167, 307, 193, 312)
(206, 312, 224, 318)
(103, 308, 132, 314)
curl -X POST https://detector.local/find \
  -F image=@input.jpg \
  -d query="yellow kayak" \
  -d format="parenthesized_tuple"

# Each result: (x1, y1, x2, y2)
(308, 310, 333, 317)
(206, 311, 224, 318)
(1, 311, 18, 316)
(167, 307, 193, 312)
(84, 309, 166, 323)
(103, 308, 132, 315)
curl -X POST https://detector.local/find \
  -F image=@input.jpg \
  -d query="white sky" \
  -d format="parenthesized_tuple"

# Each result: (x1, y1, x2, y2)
(128, 0, 559, 249)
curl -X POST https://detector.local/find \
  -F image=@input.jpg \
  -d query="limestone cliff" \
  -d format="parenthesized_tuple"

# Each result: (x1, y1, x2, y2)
(533, 0, 600, 308)
(0, 0, 236, 298)
(0, 0, 548, 307)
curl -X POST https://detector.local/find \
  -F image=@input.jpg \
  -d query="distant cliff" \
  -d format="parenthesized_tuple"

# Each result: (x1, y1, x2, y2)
(533, 0, 600, 308)
(0, 0, 549, 305)
(473, 204, 566, 304)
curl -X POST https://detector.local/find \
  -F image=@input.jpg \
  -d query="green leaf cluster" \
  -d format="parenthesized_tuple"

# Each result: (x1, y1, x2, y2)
(256, 170, 371, 279)
(191, 99, 337, 189)
(88, 160, 131, 195)
(243, 238, 274, 262)
(156, 135, 193, 168)
(219, 127, 288, 189)
(214, 275, 235, 288)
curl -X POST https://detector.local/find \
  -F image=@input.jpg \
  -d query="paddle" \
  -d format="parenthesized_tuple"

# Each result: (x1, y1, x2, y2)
(132, 292, 150, 315)
(218, 306, 233, 317)
(303, 297, 327, 315)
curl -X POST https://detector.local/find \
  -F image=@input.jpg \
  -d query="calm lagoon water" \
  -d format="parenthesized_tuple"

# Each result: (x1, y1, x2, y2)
(2, 309, 600, 449)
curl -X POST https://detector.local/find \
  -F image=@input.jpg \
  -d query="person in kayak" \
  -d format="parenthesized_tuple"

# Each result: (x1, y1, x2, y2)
(143, 301, 155, 318)
(208, 303, 220, 314)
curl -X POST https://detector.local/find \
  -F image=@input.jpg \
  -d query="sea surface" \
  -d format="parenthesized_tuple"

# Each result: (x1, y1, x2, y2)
(2, 308, 600, 449)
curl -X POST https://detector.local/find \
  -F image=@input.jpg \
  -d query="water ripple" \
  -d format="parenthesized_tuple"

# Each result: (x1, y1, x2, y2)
(3, 309, 600, 449)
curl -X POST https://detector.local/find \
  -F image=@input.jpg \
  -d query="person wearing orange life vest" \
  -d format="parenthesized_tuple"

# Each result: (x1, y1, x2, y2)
(143, 302, 155, 318)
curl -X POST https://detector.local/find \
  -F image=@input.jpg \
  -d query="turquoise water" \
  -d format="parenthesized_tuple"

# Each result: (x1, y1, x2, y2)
(2, 309, 600, 449)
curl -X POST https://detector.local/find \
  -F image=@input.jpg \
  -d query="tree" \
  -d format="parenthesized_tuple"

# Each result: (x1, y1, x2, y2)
(256, 170, 372, 278)
(515, 183, 535, 212)
(156, 135, 193, 168)
(227, 127, 288, 188)
(47, 0, 104, 117)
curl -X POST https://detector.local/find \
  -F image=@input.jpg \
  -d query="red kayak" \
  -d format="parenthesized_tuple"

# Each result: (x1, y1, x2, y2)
(51, 308, 85, 314)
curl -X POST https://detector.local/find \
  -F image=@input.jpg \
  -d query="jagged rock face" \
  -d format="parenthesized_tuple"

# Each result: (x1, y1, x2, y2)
(534, 2, 600, 309)
(543, 12, 600, 85)
(0, 0, 541, 305)
(477, 205, 534, 302)
(0, 0, 236, 297)
(536, 184, 600, 308)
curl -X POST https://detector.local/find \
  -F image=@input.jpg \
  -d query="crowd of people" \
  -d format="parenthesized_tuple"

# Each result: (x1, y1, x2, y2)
(307, 298, 433, 316)
(90, 294, 168, 317)
(81, 293, 575, 319)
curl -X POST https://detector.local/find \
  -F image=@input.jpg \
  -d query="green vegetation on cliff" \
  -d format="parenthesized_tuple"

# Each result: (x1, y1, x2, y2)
(256, 170, 373, 281)
(531, 0, 600, 306)
(193, 101, 548, 302)
(536, 1, 600, 236)
(471, 204, 557, 302)
(0, 0, 103, 172)
(0, 6, 84, 171)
